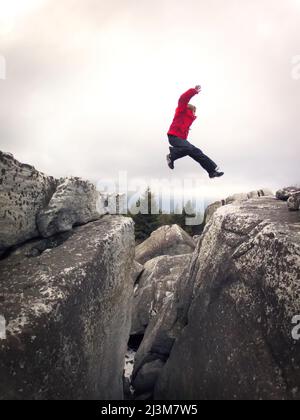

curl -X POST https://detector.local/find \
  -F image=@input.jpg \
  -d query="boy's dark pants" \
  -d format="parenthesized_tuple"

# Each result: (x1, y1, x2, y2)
(168, 134, 217, 174)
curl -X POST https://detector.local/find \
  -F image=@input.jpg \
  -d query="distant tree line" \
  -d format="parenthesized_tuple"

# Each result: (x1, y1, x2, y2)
(127, 188, 204, 242)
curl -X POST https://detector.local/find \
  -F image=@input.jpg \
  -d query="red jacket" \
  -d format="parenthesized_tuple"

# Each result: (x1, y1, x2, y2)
(168, 88, 199, 140)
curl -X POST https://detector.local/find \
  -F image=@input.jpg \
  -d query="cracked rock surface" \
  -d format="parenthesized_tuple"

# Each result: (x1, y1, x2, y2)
(154, 197, 300, 400)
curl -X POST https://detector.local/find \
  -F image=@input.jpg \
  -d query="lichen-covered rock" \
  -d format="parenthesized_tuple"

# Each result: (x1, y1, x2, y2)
(0, 151, 58, 255)
(131, 254, 192, 335)
(204, 188, 274, 225)
(37, 177, 101, 238)
(135, 225, 195, 265)
(203, 200, 224, 224)
(155, 197, 300, 400)
(0, 216, 135, 400)
(276, 186, 300, 201)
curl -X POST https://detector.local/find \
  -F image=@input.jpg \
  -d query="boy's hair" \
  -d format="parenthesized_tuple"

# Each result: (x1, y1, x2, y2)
(187, 104, 196, 112)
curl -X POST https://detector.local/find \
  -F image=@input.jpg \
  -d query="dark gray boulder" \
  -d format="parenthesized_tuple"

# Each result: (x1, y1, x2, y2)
(0, 216, 135, 400)
(133, 359, 165, 396)
(155, 197, 300, 400)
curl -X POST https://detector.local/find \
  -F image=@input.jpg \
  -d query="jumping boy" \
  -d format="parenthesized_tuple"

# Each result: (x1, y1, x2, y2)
(167, 85, 224, 178)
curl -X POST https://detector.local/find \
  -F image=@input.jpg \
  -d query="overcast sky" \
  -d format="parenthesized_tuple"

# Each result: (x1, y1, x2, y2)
(0, 0, 300, 201)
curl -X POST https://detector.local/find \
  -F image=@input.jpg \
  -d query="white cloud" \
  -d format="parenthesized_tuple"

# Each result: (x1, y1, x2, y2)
(0, 0, 48, 36)
(0, 0, 299, 201)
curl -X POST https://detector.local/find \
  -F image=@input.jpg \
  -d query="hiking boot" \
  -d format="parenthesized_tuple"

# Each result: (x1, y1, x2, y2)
(209, 169, 224, 178)
(166, 154, 174, 170)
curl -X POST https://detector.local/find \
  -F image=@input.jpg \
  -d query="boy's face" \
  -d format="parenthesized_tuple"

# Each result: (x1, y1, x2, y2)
(188, 105, 196, 115)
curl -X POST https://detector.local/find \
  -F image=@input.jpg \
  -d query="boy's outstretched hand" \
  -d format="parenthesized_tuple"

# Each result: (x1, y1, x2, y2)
(195, 85, 202, 93)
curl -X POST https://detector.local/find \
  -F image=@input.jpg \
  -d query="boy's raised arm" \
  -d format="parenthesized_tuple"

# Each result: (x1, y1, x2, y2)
(178, 85, 201, 109)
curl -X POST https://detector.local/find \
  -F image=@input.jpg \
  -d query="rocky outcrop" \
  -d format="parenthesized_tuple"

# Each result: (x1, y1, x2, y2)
(0, 152, 105, 255)
(204, 188, 274, 225)
(131, 254, 192, 335)
(154, 197, 300, 400)
(276, 186, 300, 212)
(0, 216, 135, 400)
(276, 186, 300, 201)
(135, 225, 195, 265)
(0, 152, 58, 255)
(37, 177, 100, 237)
